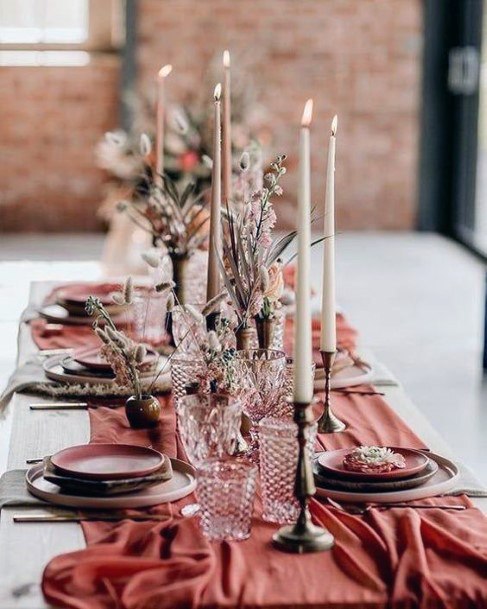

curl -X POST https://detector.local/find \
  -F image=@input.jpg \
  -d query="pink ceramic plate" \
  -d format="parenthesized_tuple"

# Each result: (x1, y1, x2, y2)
(74, 347, 158, 371)
(57, 283, 121, 306)
(26, 459, 196, 508)
(317, 447, 429, 482)
(51, 444, 165, 480)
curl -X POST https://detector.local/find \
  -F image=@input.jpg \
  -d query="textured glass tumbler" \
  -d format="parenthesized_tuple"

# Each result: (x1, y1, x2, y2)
(259, 416, 318, 523)
(274, 358, 317, 419)
(170, 357, 207, 410)
(197, 459, 257, 541)
(133, 289, 168, 346)
(177, 394, 242, 465)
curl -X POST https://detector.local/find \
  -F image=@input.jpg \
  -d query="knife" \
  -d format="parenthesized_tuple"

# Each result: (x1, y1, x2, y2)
(14, 513, 171, 523)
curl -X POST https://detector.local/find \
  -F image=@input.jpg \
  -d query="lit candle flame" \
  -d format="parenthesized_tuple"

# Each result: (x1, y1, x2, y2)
(214, 83, 222, 101)
(331, 114, 338, 136)
(301, 99, 313, 128)
(158, 64, 173, 79)
(223, 49, 231, 68)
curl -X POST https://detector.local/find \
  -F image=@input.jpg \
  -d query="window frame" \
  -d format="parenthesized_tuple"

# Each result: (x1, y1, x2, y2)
(0, 0, 122, 52)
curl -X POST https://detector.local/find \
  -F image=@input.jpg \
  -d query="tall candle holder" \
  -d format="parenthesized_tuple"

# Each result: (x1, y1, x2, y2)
(273, 400, 334, 553)
(317, 351, 346, 433)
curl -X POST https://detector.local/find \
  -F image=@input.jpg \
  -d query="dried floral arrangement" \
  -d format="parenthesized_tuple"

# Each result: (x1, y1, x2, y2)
(85, 278, 174, 399)
(95, 55, 267, 224)
(182, 303, 239, 394)
(219, 154, 296, 347)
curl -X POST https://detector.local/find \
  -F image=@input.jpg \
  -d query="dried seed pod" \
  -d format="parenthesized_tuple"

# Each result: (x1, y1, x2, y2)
(95, 328, 110, 344)
(155, 281, 175, 293)
(208, 330, 221, 352)
(123, 277, 133, 304)
(185, 304, 204, 324)
(259, 266, 270, 292)
(166, 292, 175, 312)
(134, 344, 147, 363)
(139, 133, 152, 157)
(239, 151, 250, 172)
(111, 292, 125, 305)
(202, 291, 227, 316)
(141, 250, 160, 269)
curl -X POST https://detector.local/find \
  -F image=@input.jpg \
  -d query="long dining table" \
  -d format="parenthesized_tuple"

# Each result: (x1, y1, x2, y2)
(0, 265, 486, 609)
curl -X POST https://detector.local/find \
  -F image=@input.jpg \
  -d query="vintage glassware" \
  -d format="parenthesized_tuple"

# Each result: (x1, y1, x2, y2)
(170, 357, 207, 410)
(132, 289, 168, 346)
(197, 459, 257, 541)
(234, 349, 286, 456)
(177, 394, 242, 464)
(259, 416, 318, 523)
(235, 349, 286, 421)
(274, 357, 317, 418)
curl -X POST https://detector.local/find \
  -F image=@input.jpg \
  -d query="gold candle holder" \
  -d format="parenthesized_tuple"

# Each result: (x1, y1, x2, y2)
(317, 351, 346, 433)
(273, 400, 334, 553)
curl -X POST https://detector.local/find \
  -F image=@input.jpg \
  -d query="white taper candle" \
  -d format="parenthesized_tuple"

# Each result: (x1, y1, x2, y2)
(293, 99, 314, 404)
(320, 115, 338, 353)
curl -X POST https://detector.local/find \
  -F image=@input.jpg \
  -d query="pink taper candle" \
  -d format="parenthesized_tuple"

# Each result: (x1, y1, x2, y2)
(156, 64, 173, 186)
(293, 99, 314, 404)
(222, 50, 232, 204)
(206, 83, 222, 301)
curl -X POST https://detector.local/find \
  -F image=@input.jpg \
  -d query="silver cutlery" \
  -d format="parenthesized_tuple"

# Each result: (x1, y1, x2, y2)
(13, 513, 171, 523)
(332, 389, 385, 396)
(325, 498, 466, 514)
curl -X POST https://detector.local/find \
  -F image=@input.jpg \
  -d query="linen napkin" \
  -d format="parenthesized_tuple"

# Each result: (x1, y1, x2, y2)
(0, 469, 44, 509)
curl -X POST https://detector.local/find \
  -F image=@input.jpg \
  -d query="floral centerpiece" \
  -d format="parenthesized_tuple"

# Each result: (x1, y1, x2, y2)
(85, 278, 176, 428)
(219, 155, 294, 349)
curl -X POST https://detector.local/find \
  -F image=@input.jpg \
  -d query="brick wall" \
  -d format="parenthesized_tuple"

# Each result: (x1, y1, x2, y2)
(0, 57, 119, 232)
(0, 0, 421, 232)
(137, 0, 422, 230)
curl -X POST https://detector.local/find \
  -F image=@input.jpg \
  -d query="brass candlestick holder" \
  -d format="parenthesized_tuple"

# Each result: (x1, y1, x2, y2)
(273, 400, 335, 553)
(317, 351, 346, 433)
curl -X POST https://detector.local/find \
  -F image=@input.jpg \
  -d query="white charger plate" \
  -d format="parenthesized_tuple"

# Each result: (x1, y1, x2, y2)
(43, 355, 170, 386)
(26, 458, 196, 509)
(315, 363, 375, 391)
(314, 452, 459, 503)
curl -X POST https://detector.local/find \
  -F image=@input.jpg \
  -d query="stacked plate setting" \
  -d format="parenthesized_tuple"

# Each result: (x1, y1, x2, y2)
(313, 447, 460, 503)
(39, 283, 129, 326)
(26, 443, 196, 509)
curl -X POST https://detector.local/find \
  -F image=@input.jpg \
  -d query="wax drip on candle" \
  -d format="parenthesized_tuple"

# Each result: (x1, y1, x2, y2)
(301, 98, 313, 128)
(158, 64, 173, 79)
(214, 83, 222, 101)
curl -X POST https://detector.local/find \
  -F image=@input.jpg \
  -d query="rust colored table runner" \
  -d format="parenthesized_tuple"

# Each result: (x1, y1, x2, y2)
(30, 288, 487, 609)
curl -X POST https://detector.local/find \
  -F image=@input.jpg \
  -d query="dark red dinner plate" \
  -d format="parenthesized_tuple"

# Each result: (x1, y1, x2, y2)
(317, 447, 429, 482)
(50, 444, 165, 480)
(73, 347, 158, 371)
